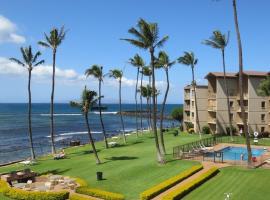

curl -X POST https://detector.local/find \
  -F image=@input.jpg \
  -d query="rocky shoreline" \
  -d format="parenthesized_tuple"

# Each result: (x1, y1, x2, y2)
(118, 110, 173, 120)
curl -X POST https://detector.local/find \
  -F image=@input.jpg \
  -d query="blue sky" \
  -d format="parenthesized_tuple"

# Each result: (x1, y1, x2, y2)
(0, 0, 269, 103)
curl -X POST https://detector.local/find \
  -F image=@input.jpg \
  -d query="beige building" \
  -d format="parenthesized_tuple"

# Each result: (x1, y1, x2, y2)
(183, 71, 270, 134)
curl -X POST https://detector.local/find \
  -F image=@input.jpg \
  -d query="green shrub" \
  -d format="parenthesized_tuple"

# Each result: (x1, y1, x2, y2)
(70, 193, 96, 200)
(76, 186, 125, 200)
(202, 126, 210, 134)
(162, 167, 219, 200)
(140, 165, 203, 200)
(171, 107, 183, 122)
(225, 125, 237, 136)
(188, 128, 195, 134)
(75, 177, 88, 187)
(0, 180, 69, 200)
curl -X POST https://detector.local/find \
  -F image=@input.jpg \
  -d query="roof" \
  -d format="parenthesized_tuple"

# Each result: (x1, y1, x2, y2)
(205, 72, 236, 78)
(237, 71, 269, 77)
(184, 84, 207, 89)
(205, 71, 269, 78)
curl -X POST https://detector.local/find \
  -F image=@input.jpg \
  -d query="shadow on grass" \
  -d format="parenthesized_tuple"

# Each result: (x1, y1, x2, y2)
(39, 168, 71, 176)
(69, 149, 101, 156)
(105, 156, 138, 161)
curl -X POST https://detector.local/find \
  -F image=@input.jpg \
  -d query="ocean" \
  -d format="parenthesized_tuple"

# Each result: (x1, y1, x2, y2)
(0, 103, 180, 164)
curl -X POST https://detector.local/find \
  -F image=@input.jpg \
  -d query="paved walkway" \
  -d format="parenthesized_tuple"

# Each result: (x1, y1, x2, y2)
(152, 161, 229, 200)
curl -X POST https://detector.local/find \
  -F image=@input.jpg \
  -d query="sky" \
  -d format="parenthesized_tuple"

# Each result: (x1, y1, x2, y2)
(0, 0, 269, 103)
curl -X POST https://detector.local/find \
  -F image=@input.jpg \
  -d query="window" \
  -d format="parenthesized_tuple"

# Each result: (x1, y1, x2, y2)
(230, 113, 234, 120)
(192, 101, 194, 107)
(192, 112, 194, 118)
(261, 114, 265, 122)
(229, 101, 234, 108)
(261, 101, 266, 109)
(261, 127, 265, 133)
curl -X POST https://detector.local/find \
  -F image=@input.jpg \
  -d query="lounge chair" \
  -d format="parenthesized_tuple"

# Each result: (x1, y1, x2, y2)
(264, 159, 270, 164)
(108, 141, 117, 147)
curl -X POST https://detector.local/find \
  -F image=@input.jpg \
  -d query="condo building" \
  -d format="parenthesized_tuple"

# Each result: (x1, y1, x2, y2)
(183, 71, 270, 134)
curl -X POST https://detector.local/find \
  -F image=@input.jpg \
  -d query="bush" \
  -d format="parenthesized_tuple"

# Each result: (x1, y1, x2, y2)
(202, 126, 210, 134)
(70, 193, 96, 200)
(172, 130, 179, 136)
(225, 126, 237, 136)
(186, 122, 194, 130)
(75, 177, 88, 187)
(171, 107, 183, 122)
(179, 124, 183, 132)
(140, 165, 203, 200)
(162, 167, 219, 200)
(188, 128, 195, 134)
(76, 186, 125, 200)
(260, 131, 270, 138)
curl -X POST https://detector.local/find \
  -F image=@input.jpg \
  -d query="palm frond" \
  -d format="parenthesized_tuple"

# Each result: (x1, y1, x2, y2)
(121, 38, 146, 49)
(38, 41, 50, 48)
(34, 60, 45, 67)
(155, 35, 169, 48)
(32, 51, 42, 63)
(9, 58, 25, 67)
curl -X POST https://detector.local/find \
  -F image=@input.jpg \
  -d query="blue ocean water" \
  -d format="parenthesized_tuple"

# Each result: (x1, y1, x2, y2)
(0, 103, 180, 164)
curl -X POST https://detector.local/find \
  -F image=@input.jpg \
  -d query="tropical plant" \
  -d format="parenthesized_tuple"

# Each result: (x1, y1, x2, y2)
(203, 30, 233, 141)
(38, 26, 66, 154)
(10, 46, 44, 160)
(232, 0, 252, 166)
(178, 52, 201, 138)
(85, 65, 109, 148)
(122, 18, 169, 163)
(257, 76, 270, 96)
(171, 107, 183, 123)
(202, 126, 211, 135)
(129, 54, 145, 136)
(109, 69, 126, 143)
(70, 87, 101, 164)
(139, 85, 152, 130)
(156, 51, 175, 154)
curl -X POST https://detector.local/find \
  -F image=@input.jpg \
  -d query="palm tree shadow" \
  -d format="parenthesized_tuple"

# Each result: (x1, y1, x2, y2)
(111, 141, 144, 148)
(104, 156, 138, 161)
(39, 168, 71, 176)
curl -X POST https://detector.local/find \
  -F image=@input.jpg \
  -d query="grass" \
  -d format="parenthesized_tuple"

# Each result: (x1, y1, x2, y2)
(222, 135, 270, 146)
(184, 166, 270, 200)
(0, 130, 205, 200)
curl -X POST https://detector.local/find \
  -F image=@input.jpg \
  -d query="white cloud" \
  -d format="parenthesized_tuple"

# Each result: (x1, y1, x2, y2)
(0, 15, 25, 44)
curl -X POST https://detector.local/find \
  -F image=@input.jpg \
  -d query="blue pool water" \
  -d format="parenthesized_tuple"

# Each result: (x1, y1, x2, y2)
(206, 146, 265, 161)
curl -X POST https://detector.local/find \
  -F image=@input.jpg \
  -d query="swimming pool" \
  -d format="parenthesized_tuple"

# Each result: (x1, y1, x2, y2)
(206, 146, 265, 161)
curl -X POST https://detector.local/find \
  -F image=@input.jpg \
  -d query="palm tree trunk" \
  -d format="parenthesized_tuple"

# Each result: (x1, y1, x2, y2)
(233, 0, 252, 166)
(50, 49, 56, 154)
(119, 79, 126, 143)
(135, 68, 139, 137)
(146, 97, 151, 130)
(85, 113, 101, 164)
(150, 47, 165, 164)
(159, 68, 169, 155)
(192, 66, 201, 138)
(222, 49, 234, 141)
(28, 69, 35, 160)
(140, 72, 143, 134)
(148, 76, 153, 130)
(98, 80, 109, 149)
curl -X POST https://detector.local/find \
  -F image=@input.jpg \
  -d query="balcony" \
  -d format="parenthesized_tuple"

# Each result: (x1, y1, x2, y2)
(237, 106, 248, 113)
(184, 105, 190, 110)
(184, 93, 190, 99)
(208, 105, 216, 112)
(208, 118, 217, 124)
(208, 93, 216, 99)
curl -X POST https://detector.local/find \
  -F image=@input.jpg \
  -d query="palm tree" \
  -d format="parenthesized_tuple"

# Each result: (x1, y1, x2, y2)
(141, 66, 153, 130)
(109, 69, 127, 143)
(85, 65, 109, 149)
(70, 87, 101, 164)
(203, 30, 233, 141)
(178, 52, 201, 138)
(140, 84, 153, 130)
(129, 54, 145, 136)
(10, 46, 44, 160)
(232, 0, 252, 166)
(38, 26, 66, 154)
(156, 51, 175, 154)
(122, 18, 169, 163)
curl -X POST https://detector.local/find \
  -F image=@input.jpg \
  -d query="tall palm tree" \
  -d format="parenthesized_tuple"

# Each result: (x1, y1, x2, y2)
(129, 54, 145, 136)
(38, 26, 66, 154)
(141, 66, 153, 130)
(109, 69, 127, 143)
(203, 30, 233, 141)
(232, 0, 252, 166)
(139, 85, 150, 129)
(122, 18, 169, 163)
(85, 65, 109, 149)
(156, 51, 175, 154)
(10, 46, 44, 160)
(70, 87, 101, 164)
(178, 52, 201, 138)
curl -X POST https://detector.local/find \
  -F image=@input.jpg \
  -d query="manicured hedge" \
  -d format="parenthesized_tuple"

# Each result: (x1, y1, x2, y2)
(76, 186, 125, 200)
(140, 165, 203, 200)
(0, 180, 69, 200)
(69, 193, 96, 200)
(162, 167, 219, 200)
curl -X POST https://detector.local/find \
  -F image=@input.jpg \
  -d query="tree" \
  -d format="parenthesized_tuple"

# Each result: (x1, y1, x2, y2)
(257, 76, 270, 96)
(129, 54, 145, 136)
(70, 87, 101, 164)
(171, 107, 183, 123)
(156, 51, 175, 154)
(203, 30, 233, 141)
(109, 69, 127, 143)
(178, 52, 201, 138)
(85, 65, 109, 149)
(122, 18, 169, 163)
(232, 0, 252, 166)
(10, 46, 44, 160)
(139, 85, 152, 130)
(38, 26, 66, 154)
(141, 66, 153, 130)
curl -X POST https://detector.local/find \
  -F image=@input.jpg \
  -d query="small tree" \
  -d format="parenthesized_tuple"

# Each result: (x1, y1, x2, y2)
(171, 107, 183, 123)
(70, 87, 101, 164)
(257, 76, 270, 96)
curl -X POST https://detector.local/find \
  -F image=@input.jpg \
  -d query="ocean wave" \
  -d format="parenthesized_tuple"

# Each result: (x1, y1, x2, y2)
(92, 111, 118, 115)
(40, 113, 82, 116)
(46, 131, 103, 137)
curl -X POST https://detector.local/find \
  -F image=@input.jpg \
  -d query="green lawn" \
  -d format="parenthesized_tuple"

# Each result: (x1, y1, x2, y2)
(222, 135, 270, 146)
(0, 130, 204, 200)
(184, 166, 270, 200)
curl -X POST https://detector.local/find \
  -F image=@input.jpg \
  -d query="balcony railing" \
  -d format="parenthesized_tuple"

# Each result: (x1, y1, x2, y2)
(184, 94, 190, 99)
(208, 106, 217, 111)
(237, 106, 248, 112)
(208, 118, 217, 124)
(208, 93, 216, 99)
(184, 105, 190, 110)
